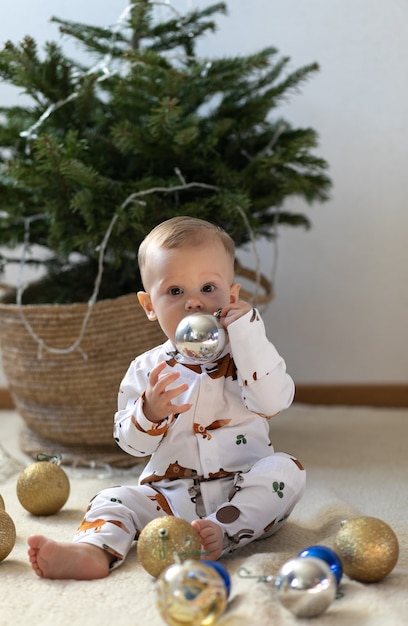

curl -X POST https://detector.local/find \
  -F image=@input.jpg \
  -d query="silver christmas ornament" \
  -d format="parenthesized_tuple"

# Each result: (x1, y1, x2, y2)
(276, 556, 337, 618)
(174, 312, 226, 363)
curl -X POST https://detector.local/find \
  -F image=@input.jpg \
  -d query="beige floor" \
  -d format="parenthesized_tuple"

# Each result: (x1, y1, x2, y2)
(0, 405, 407, 626)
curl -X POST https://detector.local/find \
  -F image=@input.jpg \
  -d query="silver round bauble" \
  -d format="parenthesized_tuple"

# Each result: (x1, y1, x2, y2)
(276, 556, 337, 618)
(174, 313, 226, 363)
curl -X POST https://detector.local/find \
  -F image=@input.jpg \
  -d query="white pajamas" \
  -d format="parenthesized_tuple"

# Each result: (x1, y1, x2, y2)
(73, 308, 306, 566)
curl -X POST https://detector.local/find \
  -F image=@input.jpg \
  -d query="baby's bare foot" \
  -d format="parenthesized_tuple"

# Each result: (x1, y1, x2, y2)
(191, 519, 223, 561)
(27, 535, 112, 580)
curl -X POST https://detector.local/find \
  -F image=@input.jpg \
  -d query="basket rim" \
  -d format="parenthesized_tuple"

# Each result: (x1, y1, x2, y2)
(0, 290, 138, 312)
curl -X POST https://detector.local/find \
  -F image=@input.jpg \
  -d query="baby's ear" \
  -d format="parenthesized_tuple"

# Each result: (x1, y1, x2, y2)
(230, 283, 241, 303)
(137, 291, 157, 321)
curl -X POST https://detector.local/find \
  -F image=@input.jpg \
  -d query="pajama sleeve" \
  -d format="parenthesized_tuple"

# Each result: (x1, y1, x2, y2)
(227, 308, 295, 417)
(113, 355, 172, 457)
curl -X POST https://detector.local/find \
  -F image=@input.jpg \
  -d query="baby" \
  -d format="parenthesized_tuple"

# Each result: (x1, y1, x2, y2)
(28, 215, 305, 579)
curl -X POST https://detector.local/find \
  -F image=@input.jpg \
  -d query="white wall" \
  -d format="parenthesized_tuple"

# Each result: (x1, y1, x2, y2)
(1, 0, 407, 385)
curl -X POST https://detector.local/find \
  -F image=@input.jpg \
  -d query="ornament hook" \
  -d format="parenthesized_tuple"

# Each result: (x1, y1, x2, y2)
(35, 452, 62, 466)
(237, 566, 275, 584)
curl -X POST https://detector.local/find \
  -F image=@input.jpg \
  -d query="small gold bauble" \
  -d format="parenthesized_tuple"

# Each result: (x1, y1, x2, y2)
(137, 517, 202, 578)
(16, 460, 70, 516)
(0, 494, 4, 510)
(334, 516, 399, 583)
(0, 509, 16, 561)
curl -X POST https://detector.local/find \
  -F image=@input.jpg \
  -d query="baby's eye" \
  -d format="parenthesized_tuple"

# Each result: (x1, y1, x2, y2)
(168, 287, 183, 296)
(202, 284, 215, 293)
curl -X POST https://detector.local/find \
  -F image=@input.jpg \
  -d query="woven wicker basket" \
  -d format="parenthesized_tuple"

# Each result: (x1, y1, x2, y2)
(0, 264, 271, 467)
(0, 294, 165, 467)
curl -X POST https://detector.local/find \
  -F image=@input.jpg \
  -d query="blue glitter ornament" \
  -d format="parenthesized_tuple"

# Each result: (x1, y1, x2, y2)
(298, 545, 343, 585)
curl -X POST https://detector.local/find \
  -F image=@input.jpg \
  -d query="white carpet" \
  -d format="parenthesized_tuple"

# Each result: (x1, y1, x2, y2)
(0, 405, 407, 626)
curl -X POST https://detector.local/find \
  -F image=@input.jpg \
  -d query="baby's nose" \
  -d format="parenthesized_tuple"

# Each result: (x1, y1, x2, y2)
(185, 295, 204, 311)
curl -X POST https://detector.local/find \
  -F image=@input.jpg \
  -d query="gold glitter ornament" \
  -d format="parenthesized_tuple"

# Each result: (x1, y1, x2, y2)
(0, 494, 4, 510)
(16, 457, 70, 515)
(0, 509, 16, 561)
(137, 517, 202, 578)
(334, 516, 399, 583)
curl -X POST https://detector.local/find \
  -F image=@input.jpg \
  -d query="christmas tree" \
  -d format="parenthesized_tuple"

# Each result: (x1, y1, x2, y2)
(0, 1, 331, 304)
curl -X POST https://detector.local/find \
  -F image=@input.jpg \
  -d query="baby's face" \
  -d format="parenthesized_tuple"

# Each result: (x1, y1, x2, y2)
(138, 240, 240, 343)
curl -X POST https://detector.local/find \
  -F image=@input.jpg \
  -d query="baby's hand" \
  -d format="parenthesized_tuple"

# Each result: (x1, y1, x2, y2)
(219, 300, 253, 327)
(143, 361, 192, 423)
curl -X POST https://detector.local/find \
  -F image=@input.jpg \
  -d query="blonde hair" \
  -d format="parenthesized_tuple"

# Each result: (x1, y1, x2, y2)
(138, 216, 235, 288)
